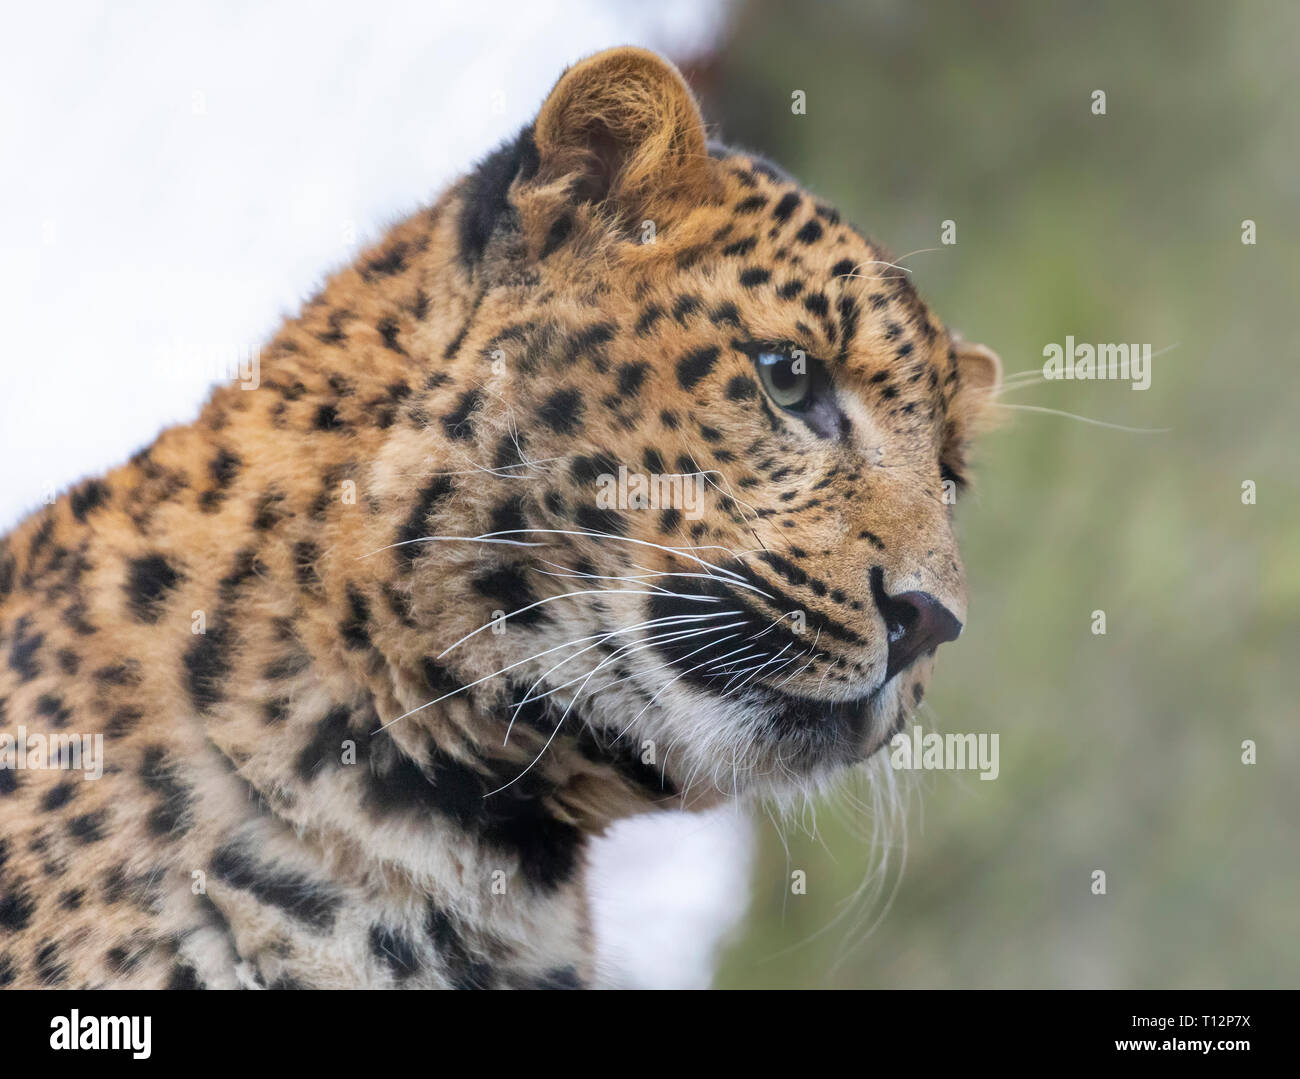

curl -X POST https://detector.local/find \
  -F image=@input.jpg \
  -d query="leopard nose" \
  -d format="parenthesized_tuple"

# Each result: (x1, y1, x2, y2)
(873, 579, 964, 681)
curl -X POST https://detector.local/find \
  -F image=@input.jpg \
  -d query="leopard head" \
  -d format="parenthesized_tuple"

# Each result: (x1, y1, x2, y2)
(418, 47, 1001, 803)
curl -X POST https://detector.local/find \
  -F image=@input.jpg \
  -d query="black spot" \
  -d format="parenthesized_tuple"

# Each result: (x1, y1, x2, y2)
(442, 389, 483, 441)
(672, 294, 702, 326)
(803, 292, 829, 318)
(7, 617, 43, 682)
(569, 323, 617, 367)
(125, 554, 182, 623)
(41, 781, 77, 812)
(472, 566, 548, 625)
(210, 448, 241, 488)
(794, 220, 823, 244)
(422, 659, 465, 699)
(837, 295, 861, 361)
(489, 494, 529, 536)
(363, 240, 409, 279)
(575, 504, 627, 536)
(643, 448, 666, 474)
(217, 548, 262, 605)
(105, 707, 142, 738)
(537, 388, 583, 434)
(252, 489, 286, 531)
(105, 943, 144, 975)
(831, 258, 856, 278)
(734, 195, 767, 214)
(722, 237, 756, 257)
(493, 432, 528, 472)
(377, 316, 405, 354)
(616, 361, 651, 397)
(426, 904, 494, 989)
(166, 963, 202, 989)
(140, 745, 193, 837)
(211, 844, 341, 930)
(314, 403, 344, 431)
(569, 454, 618, 486)
(676, 346, 720, 390)
(34, 940, 68, 985)
(262, 698, 290, 725)
(183, 623, 233, 712)
(340, 585, 372, 651)
(634, 305, 664, 336)
(70, 480, 109, 522)
(726, 375, 757, 401)
(760, 550, 809, 588)
(262, 648, 310, 680)
(750, 156, 789, 181)
(296, 705, 353, 781)
(739, 267, 770, 288)
(67, 810, 108, 844)
(0, 880, 35, 931)
(772, 192, 801, 222)
(395, 475, 453, 564)
(35, 694, 69, 728)
(710, 301, 742, 328)
(370, 925, 421, 980)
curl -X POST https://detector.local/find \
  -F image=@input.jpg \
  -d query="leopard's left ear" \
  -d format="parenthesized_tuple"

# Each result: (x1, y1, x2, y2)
(949, 337, 1003, 431)
(531, 46, 718, 217)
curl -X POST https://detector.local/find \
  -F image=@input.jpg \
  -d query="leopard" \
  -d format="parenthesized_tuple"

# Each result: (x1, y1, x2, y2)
(0, 46, 1001, 989)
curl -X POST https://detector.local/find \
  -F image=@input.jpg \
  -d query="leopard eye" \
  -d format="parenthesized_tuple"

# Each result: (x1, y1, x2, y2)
(756, 351, 811, 410)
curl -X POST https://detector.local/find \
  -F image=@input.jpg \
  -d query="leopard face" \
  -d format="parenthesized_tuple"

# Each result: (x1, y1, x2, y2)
(420, 47, 1002, 801)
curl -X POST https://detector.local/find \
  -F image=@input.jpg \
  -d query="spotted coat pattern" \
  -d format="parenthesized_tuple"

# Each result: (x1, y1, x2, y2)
(0, 48, 1000, 988)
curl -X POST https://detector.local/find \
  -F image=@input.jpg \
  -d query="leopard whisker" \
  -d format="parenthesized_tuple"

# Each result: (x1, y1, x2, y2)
(505, 619, 746, 735)
(372, 611, 736, 734)
(435, 587, 722, 660)
(994, 402, 1170, 433)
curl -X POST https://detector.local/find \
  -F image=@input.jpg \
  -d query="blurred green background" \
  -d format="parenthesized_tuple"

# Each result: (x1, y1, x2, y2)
(698, 0, 1300, 988)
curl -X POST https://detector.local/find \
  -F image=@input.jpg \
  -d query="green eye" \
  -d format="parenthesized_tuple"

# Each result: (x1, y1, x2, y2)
(756, 351, 811, 410)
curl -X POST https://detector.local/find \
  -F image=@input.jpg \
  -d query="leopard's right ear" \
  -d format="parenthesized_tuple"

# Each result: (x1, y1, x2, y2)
(530, 46, 717, 218)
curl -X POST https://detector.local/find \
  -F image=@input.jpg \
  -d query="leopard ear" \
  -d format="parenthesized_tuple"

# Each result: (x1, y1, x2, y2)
(950, 337, 1003, 431)
(532, 46, 716, 216)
